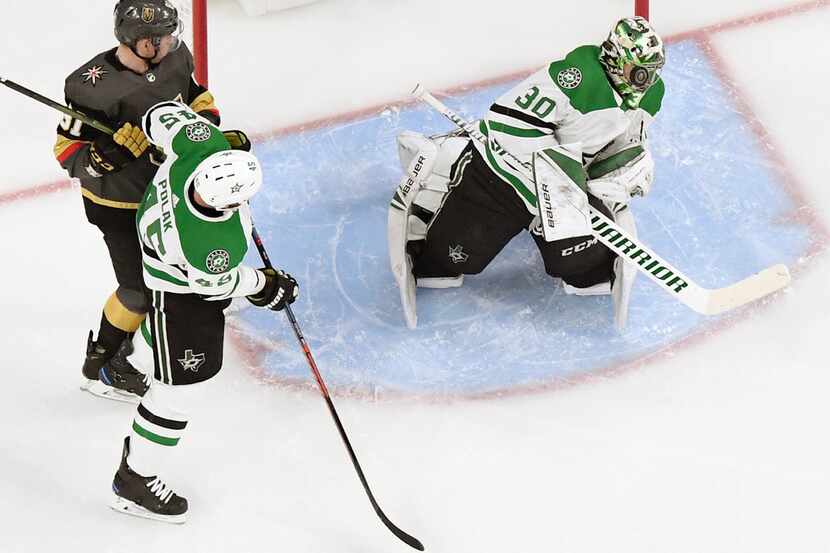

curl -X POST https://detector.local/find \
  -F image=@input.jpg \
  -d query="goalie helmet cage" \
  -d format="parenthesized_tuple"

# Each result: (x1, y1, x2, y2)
(182, 0, 648, 89)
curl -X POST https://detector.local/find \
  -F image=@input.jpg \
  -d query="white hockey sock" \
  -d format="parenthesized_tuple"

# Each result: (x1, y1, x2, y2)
(127, 381, 205, 477)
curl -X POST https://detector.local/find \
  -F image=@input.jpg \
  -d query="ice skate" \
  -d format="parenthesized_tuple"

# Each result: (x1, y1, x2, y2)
(81, 338, 149, 404)
(110, 437, 188, 524)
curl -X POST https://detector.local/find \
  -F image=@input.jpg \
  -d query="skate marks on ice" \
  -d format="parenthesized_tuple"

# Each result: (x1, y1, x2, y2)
(234, 41, 809, 398)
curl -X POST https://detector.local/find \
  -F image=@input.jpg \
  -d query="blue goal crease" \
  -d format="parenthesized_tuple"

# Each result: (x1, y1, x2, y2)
(237, 40, 809, 396)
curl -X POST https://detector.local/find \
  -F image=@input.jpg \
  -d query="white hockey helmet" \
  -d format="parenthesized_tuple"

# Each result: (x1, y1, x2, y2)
(191, 149, 263, 210)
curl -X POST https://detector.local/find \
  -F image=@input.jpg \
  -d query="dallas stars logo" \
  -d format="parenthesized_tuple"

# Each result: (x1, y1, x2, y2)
(178, 349, 206, 372)
(230, 183, 243, 193)
(185, 122, 211, 142)
(557, 67, 582, 90)
(81, 65, 107, 86)
(205, 249, 230, 273)
(448, 244, 469, 264)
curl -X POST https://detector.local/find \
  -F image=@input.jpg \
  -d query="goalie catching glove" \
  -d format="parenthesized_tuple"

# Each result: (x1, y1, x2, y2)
(88, 122, 149, 176)
(247, 268, 299, 311)
(586, 147, 654, 204)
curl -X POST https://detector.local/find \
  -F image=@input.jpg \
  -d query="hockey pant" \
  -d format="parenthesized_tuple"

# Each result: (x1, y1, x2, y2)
(85, 199, 148, 350)
(411, 145, 615, 290)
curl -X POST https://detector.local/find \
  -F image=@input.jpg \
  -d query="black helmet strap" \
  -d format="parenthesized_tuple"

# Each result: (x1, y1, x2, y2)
(130, 36, 161, 62)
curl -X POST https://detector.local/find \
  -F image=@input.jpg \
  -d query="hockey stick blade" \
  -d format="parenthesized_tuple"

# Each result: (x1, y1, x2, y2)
(695, 263, 790, 315)
(251, 226, 425, 551)
(412, 84, 793, 315)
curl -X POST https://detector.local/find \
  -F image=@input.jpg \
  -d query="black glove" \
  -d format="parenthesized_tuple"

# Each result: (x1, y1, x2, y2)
(247, 268, 299, 311)
(87, 122, 149, 176)
(222, 129, 251, 152)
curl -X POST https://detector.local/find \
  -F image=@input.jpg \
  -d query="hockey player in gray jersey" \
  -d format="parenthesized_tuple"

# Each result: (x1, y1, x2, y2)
(106, 101, 298, 523)
(389, 16, 665, 329)
(56, 1, 230, 402)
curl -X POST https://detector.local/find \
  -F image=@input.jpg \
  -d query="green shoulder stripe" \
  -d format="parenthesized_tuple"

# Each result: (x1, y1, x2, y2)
(547, 45, 618, 114)
(638, 77, 665, 116)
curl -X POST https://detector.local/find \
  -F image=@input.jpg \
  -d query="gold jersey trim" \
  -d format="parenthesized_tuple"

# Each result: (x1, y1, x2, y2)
(81, 187, 140, 210)
(190, 90, 218, 114)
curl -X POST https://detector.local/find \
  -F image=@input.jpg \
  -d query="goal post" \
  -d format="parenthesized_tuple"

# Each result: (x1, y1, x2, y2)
(636, 0, 649, 19)
(191, 0, 208, 87)
(182, 0, 648, 89)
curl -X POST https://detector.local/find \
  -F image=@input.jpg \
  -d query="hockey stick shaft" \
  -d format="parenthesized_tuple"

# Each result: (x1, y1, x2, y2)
(0, 76, 115, 135)
(411, 84, 790, 315)
(250, 225, 425, 551)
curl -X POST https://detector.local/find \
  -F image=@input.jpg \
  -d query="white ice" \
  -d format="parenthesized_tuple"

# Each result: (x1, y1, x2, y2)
(1, 1, 829, 552)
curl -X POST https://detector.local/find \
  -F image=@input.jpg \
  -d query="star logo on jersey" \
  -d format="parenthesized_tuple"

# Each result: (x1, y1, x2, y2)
(206, 249, 230, 273)
(146, 72, 156, 83)
(230, 183, 244, 193)
(81, 65, 107, 86)
(557, 67, 582, 89)
(448, 244, 469, 264)
(185, 122, 212, 142)
(178, 349, 206, 372)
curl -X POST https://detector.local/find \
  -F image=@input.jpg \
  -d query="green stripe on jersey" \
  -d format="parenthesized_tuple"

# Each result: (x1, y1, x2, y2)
(143, 262, 188, 287)
(488, 121, 547, 138)
(140, 318, 152, 347)
(480, 122, 537, 206)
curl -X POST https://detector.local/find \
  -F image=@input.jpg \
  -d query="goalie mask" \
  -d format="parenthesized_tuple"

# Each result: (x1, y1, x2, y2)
(191, 150, 263, 211)
(600, 16, 665, 108)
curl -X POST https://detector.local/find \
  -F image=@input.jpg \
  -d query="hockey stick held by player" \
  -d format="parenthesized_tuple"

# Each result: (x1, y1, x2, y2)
(105, 101, 299, 523)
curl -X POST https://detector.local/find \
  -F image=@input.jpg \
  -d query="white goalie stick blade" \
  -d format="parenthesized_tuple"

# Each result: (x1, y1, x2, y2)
(590, 211, 791, 315)
(110, 494, 187, 524)
(80, 378, 141, 404)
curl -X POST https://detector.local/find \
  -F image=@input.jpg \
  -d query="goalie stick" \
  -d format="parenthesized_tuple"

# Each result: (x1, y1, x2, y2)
(250, 225, 425, 551)
(411, 84, 791, 315)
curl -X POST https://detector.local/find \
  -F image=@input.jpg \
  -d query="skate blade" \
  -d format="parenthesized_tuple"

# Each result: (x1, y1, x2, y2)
(110, 494, 187, 524)
(80, 379, 140, 405)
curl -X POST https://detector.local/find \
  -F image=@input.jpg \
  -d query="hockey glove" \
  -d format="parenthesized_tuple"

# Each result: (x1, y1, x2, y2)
(88, 122, 149, 176)
(247, 268, 299, 311)
(223, 129, 251, 152)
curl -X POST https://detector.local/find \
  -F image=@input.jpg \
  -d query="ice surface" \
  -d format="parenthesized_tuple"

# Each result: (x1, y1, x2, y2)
(1, 2, 828, 552)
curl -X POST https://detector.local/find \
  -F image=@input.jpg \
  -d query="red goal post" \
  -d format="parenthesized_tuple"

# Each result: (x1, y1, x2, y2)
(636, 0, 649, 20)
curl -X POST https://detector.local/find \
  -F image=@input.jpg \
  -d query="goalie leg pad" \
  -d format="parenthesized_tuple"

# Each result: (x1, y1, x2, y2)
(388, 135, 439, 329)
(389, 133, 472, 328)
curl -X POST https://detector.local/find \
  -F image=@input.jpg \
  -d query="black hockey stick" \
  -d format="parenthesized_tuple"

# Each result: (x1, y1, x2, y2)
(0, 76, 115, 134)
(250, 225, 425, 551)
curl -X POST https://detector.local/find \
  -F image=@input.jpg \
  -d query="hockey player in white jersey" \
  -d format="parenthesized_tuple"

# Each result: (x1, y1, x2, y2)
(389, 16, 665, 329)
(107, 101, 298, 523)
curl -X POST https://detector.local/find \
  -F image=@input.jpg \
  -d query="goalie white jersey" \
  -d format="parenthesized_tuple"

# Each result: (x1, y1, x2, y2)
(473, 45, 665, 213)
